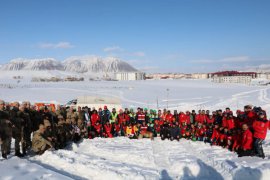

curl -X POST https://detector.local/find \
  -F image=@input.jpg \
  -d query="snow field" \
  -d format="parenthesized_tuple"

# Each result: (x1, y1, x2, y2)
(1, 79, 270, 179)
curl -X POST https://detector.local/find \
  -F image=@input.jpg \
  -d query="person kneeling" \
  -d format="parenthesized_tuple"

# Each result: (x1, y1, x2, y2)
(138, 122, 154, 140)
(170, 122, 180, 141)
(32, 124, 53, 155)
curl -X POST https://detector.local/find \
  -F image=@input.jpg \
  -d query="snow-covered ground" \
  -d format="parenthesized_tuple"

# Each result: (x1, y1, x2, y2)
(0, 79, 270, 113)
(0, 79, 270, 180)
(1, 137, 270, 180)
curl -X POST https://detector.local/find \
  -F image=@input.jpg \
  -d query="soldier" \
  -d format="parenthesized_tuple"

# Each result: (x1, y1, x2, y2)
(10, 102, 25, 157)
(64, 118, 73, 142)
(66, 107, 78, 121)
(56, 115, 67, 149)
(0, 100, 12, 159)
(77, 106, 86, 122)
(21, 101, 32, 151)
(32, 124, 53, 155)
(77, 119, 87, 138)
(17, 104, 30, 155)
(43, 119, 58, 149)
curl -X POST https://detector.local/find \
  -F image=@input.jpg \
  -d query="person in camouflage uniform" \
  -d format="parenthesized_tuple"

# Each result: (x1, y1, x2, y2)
(56, 115, 67, 149)
(32, 124, 53, 155)
(0, 100, 12, 159)
(66, 107, 78, 121)
(10, 102, 25, 157)
(43, 119, 58, 149)
(77, 119, 87, 138)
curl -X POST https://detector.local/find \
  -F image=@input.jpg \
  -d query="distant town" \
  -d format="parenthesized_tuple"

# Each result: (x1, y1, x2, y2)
(115, 71, 270, 85)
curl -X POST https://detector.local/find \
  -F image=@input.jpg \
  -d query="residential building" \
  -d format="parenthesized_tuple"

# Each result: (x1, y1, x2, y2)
(210, 71, 257, 84)
(115, 72, 145, 81)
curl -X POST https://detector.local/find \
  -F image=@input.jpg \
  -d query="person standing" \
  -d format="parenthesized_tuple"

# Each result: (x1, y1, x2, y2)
(0, 100, 12, 159)
(10, 102, 25, 157)
(252, 111, 269, 158)
(238, 124, 253, 157)
(101, 106, 111, 125)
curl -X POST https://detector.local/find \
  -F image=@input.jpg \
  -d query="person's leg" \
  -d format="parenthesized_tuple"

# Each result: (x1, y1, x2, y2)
(14, 136, 24, 157)
(1, 139, 7, 159)
(255, 138, 265, 158)
(38, 144, 51, 155)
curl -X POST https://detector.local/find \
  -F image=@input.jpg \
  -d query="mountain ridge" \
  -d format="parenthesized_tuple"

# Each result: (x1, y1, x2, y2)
(0, 56, 138, 73)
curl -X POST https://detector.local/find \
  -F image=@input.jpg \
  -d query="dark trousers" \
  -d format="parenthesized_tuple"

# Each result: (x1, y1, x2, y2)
(254, 138, 265, 158)
(238, 149, 254, 157)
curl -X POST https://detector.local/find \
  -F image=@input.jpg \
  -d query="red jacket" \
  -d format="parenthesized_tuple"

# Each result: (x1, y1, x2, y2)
(94, 124, 102, 133)
(114, 124, 121, 133)
(181, 126, 187, 137)
(117, 113, 126, 124)
(244, 111, 257, 127)
(165, 114, 174, 123)
(91, 114, 100, 125)
(196, 114, 208, 124)
(232, 134, 242, 150)
(196, 127, 205, 137)
(179, 113, 187, 124)
(104, 124, 112, 134)
(227, 118, 235, 130)
(241, 129, 253, 150)
(140, 125, 148, 134)
(206, 117, 214, 124)
(253, 118, 269, 140)
(154, 123, 161, 133)
(104, 124, 113, 137)
(211, 128, 220, 141)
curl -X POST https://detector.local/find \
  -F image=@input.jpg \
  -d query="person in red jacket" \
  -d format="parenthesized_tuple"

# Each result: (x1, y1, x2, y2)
(196, 110, 209, 124)
(238, 123, 253, 157)
(91, 110, 100, 125)
(207, 115, 215, 125)
(117, 109, 126, 124)
(165, 110, 174, 123)
(232, 129, 242, 153)
(226, 112, 235, 130)
(211, 123, 220, 145)
(196, 123, 205, 141)
(104, 121, 113, 138)
(93, 121, 103, 137)
(253, 111, 269, 158)
(244, 105, 257, 127)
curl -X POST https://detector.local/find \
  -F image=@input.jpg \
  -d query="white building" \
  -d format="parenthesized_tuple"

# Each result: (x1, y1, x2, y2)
(257, 73, 270, 80)
(191, 73, 209, 79)
(212, 76, 252, 84)
(115, 72, 145, 81)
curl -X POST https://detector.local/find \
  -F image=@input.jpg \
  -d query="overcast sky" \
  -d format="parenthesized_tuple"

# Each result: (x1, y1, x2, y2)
(0, 0, 270, 73)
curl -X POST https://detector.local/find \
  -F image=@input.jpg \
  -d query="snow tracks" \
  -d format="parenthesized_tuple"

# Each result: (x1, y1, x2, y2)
(26, 138, 270, 180)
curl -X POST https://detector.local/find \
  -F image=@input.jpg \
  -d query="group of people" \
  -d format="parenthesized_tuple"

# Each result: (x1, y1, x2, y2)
(0, 99, 269, 159)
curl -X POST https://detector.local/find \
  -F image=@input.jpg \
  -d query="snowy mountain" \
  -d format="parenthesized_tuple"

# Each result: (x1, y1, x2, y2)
(0, 56, 137, 73)
(63, 56, 106, 73)
(104, 57, 137, 72)
(1, 58, 63, 71)
(64, 56, 137, 73)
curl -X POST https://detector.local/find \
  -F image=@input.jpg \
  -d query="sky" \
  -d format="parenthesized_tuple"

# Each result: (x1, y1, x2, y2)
(0, 0, 270, 73)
